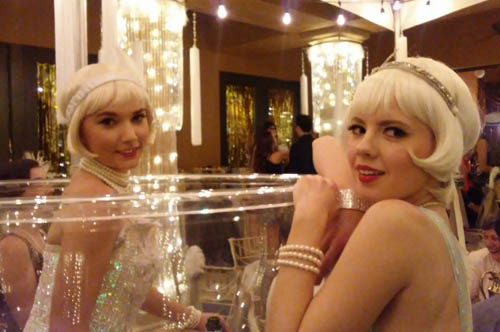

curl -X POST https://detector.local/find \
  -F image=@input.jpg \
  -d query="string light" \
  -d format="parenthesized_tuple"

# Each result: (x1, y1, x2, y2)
(282, 11, 292, 25)
(217, 1, 228, 19)
(392, 0, 401, 11)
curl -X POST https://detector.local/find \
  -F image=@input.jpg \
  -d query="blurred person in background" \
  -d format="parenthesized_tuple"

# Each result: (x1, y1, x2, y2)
(285, 115, 316, 174)
(0, 159, 49, 331)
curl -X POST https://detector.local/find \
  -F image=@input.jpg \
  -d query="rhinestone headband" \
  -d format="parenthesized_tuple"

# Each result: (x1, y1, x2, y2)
(63, 73, 144, 125)
(372, 61, 458, 116)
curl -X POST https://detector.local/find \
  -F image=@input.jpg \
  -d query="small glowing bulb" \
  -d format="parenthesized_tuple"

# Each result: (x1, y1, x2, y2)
(392, 0, 401, 11)
(154, 155, 162, 165)
(147, 68, 156, 78)
(337, 13, 346, 26)
(156, 108, 165, 117)
(282, 11, 291, 25)
(217, 4, 228, 19)
(132, 21, 139, 32)
(169, 152, 178, 162)
(37, 86, 43, 92)
(162, 122, 170, 131)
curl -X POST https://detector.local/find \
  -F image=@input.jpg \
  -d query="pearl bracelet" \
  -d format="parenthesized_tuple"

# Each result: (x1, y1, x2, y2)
(278, 251, 322, 268)
(280, 244, 324, 260)
(180, 305, 202, 330)
(337, 188, 369, 212)
(277, 259, 320, 275)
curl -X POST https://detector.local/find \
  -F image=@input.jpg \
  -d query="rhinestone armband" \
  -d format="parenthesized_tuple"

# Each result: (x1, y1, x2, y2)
(337, 189, 369, 212)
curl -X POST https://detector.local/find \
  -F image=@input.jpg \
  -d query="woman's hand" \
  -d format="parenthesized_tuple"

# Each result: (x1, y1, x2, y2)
(288, 175, 340, 247)
(195, 313, 230, 331)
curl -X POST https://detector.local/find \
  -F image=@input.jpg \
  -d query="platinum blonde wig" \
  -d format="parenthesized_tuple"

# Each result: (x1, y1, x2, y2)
(344, 57, 481, 204)
(58, 63, 155, 159)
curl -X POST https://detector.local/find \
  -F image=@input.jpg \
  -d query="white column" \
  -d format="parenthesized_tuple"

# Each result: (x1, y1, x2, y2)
(54, 0, 88, 170)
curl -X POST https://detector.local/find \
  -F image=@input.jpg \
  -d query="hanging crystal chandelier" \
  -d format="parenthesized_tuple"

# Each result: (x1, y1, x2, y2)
(117, 0, 187, 174)
(308, 41, 364, 137)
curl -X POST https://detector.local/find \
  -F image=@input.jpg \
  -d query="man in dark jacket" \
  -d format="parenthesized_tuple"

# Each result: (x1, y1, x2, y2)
(285, 115, 316, 174)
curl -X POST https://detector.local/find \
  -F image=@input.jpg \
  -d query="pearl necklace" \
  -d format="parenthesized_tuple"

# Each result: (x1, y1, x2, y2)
(79, 157, 130, 193)
(420, 201, 445, 209)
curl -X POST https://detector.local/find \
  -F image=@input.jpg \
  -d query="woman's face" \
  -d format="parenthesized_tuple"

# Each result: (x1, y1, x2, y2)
(345, 105, 436, 205)
(483, 229, 500, 262)
(80, 98, 149, 172)
(23, 167, 52, 196)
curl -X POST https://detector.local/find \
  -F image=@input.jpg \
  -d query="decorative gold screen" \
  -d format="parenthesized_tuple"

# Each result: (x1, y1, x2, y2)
(37, 63, 69, 175)
(268, 89, 294, 148)
(226, 85, 255, 167)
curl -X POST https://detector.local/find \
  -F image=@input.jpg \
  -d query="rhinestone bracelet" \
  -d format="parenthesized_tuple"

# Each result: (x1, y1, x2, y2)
(277, 259, 320, 275)
(180, 305, 202, 330)
(337, 189, 369, 212)
(280, 244, 324, 260)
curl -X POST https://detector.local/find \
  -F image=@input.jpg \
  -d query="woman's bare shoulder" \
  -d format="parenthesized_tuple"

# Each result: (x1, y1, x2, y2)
(63, 170, 115, 196)
(358, 199, 436, 239)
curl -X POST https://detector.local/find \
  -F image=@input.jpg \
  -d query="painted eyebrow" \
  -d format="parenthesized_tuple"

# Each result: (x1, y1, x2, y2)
(377, 120, 410, 127)
(95, 109, 146, 118)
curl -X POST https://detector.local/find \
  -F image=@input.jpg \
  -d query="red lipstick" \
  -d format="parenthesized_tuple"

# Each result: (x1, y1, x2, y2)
(356, 165, 385, 183)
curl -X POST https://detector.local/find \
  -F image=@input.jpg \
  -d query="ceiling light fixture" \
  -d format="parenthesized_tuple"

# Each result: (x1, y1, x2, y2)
(217, 2, 228, 19)
(337, 13, 346, 25)
(380, 0, 385, 13)
(282, 11, 292, 25)
(337, 1, 346, 26)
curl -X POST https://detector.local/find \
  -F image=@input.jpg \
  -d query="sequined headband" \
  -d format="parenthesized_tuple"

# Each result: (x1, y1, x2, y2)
(63, 73, 144, 125)
(371, 61, 458, 116)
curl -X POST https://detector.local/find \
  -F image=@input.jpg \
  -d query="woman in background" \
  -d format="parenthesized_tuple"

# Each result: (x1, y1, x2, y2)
(251, 131, 288, 174)
(0, 159, 49, 331)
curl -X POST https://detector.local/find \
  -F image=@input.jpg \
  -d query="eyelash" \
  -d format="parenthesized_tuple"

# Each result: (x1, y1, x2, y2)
(347, 124, 365, 135)
(385, 127, 407, 137)
(347, 124, 407, 138)
(100, 118, 115, 126)
(133, 113, 146, 122)
(99, 113, 146, 126)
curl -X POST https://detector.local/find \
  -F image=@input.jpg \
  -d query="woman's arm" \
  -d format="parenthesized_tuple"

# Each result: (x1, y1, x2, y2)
(141, 288, 230, 331)
(312, 136, 364, 277)
(0, 236, 38, 328)
(267, 201, 419, 331)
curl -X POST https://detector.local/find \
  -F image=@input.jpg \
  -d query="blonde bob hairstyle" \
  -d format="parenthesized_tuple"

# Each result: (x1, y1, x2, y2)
(343, 57, 481, 205)
(58, 63, 155, 159)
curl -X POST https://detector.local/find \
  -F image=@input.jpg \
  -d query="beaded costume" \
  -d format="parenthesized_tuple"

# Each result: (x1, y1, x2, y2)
(24, 159, 165, 331)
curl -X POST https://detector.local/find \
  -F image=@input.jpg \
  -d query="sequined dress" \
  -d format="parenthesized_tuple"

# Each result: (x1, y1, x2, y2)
(0, 230, 44, 332)
(24, 222, 162, 332)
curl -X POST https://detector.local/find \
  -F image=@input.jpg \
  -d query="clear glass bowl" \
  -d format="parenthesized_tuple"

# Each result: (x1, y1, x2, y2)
(0, 174, 297, 331)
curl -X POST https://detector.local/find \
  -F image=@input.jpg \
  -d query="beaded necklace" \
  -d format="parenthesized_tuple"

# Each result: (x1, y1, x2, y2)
(79, 157, 130, 194)
(420, 201, 445, 209)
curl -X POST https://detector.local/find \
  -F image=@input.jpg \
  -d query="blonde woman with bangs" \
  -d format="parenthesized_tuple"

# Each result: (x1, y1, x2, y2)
(24, 58, 228, 331)
(267, 57, 480, 331)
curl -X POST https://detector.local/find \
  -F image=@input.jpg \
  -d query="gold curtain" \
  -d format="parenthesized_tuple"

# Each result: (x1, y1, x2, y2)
(268, 89, 294, 148)
(226, 85, 255, 168)
(37, 63, 69, 176)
